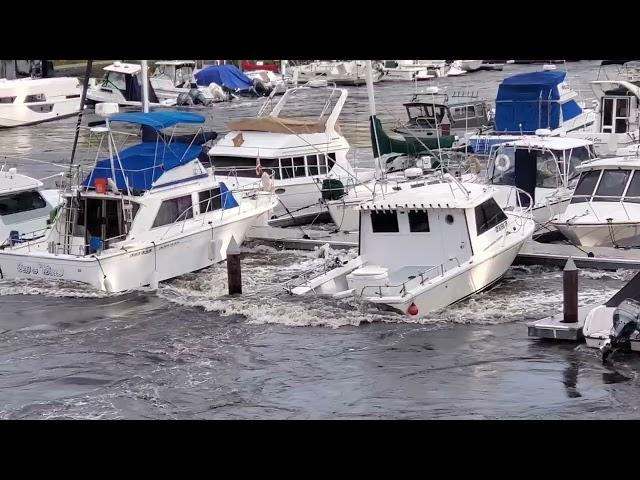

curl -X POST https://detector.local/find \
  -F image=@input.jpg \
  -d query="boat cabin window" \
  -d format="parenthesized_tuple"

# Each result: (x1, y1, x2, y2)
(211, 156, 279, 178)
(406, 104, 445, 127)
(293, 157, 306, 177)
(371, 211, 399, 233)
(307, 155, 319, 176)
(280, 158, 294, 179)
(451, 105, 476, 120)
(0, 96, 16, 104)
(198, 188, 222, 212)
(624, 171, 640, 203)
(24, 93, 46, 103)
(103, 71, 127, 91)
(602, 97, 630, 134)
(593, 169, 631, 202)
(570, 170, 601, 203)
(0, 190, 47, 216)
(152, 194, 193, 228)
(475, 198, 507, 236)
(536, 150, 562, 188)
(408, 210, 430, 232)
(327, 153, 336, 172)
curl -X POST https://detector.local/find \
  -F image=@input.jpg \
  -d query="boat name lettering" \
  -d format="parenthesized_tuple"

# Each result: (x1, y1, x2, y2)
(129, 248, 153, 258)
(17, 262, 64, 277)
(495, 222, 507, 232)
(159, 241, 179, 250)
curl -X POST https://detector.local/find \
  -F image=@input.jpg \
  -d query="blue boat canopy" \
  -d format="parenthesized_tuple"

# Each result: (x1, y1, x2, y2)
(83, 141, 202, 191)
(494, 70, 583, 133)
(110, 111, 206, 130)
(194, 65, 254, 91)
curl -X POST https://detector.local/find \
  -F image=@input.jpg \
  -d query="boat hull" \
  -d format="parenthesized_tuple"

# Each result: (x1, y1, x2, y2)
(553, 222, 640, 247)
(0, 98, 80, 128)
(0, 205, 272, 292)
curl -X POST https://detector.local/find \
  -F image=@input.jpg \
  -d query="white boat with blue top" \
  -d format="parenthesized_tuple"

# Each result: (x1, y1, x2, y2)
(466, 70, 595, 155)
(0, 108, 277, 292)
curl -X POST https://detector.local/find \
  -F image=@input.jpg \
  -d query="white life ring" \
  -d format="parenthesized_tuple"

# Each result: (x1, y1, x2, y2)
(495, 154, 511, 172)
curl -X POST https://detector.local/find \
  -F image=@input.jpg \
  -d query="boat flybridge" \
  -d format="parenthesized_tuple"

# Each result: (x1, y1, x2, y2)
(0, 76, 83, 127)
(207, 85, 376, 222)
(0, 105, 278, 292)
(288, 175, 535, 318)
(0, 166, 63, 245)
(474, 134, 598, 226)
(467, 70, 595, 155)
(550, 155, 640, 247)
(567, 66, 640, 155)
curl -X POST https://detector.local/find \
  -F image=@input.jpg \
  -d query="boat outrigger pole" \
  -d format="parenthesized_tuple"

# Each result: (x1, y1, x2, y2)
(366, 60, 382, 172)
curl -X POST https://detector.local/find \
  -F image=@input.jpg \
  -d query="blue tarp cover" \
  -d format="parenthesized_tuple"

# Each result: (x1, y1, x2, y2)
(110, 111, 206, 130)
(219, 181, 239, 209)
(494, 71, 582, 133)
(83, 142, 202, 191)
(194, 65, 254, 91)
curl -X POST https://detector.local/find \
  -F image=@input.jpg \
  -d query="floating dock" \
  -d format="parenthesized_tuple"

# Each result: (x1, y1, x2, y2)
(526, 307, 591, 341)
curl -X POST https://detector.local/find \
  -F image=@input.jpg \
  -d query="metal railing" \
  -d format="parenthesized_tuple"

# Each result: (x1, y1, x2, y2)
(357, 263, 449, 299)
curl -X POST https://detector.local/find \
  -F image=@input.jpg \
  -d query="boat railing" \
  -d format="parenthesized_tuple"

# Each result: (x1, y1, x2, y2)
(358, 263, 451, 299)
(502, 186, 534, 236)
(282, 261, 341, 294)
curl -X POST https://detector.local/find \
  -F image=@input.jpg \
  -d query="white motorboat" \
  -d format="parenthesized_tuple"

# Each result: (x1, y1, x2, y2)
(288, 175, 534, 318)
(456, 60, 483, 72)
(467, 70, 595, 155)
(0, 166, 62, 245)
(207, 85, 376, 222)
(245, 69, 287, 95)
(550, 155, 640, 247)
(0, 106, 278, 292)
(382, 60, 455, 81)
(150, 60, 228, 105)
(87, 62, 174, 107)
(476, 134, 597, 226)
(0, 76, 83, 127)
(292, 61, 384, 86)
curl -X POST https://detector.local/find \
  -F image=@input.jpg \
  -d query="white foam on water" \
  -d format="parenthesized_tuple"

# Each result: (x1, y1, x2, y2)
(158, 248, 626, 328)
(0, 278, 125, 298)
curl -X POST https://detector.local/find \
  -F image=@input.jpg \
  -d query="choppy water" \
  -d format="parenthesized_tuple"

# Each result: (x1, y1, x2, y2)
(1, 60, 640, 419)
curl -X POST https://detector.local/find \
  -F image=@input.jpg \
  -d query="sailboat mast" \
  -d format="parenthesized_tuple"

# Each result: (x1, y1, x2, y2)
(141, 60, 150, 113)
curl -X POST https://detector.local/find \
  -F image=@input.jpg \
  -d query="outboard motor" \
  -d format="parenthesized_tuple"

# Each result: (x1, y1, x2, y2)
(601, 298, 640, 363)
(176, 92, 194, 106)
(321, 179, 346, 201)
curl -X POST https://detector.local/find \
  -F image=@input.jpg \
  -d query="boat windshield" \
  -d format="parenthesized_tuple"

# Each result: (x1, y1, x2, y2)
(489, 147, 569, 189)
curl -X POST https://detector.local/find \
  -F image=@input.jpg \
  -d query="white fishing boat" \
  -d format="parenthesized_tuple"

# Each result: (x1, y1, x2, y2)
(0, 107, 278, 292)
(0, 166, 62, 245)
(467, 70, 595, 155)
(288, 176, 534, 318)
(207, 85, 376, 222)
(475, 134, 597, 226)
(150, 60, 228, 105)
(0, 76, 83, 127)
(86, 62, 174, 107)
(550, 155, 640, 247)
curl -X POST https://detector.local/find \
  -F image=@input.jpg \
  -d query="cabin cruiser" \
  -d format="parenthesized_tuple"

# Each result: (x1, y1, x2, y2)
(467, 70, 595, 155)
(207, 86, 376, 222)
(394, 88, 492, 145)
(476, 134, 597, 225)
(87, 62, 174, 107)
(567, 63, 640, 155)
(0, 76, 83, 127)
(0, 106, 278, 292)
(550, 155, 640, 247)
(287, 176, 535, 318)
(150, 60, 228, 105)
(0, 166, 62, 245)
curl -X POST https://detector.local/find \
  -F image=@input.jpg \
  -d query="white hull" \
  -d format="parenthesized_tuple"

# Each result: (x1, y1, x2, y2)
(373, 240, 524, 316)
(0, 97, 80, 127)
(326, 198, 361, 231)
(553, 222, 640, 247)
(0, 200, 273, 292)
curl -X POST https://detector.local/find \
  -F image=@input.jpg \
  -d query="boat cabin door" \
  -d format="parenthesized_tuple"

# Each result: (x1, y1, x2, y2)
(514, 148, 536, 206)
(601, 96, 630, 133)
